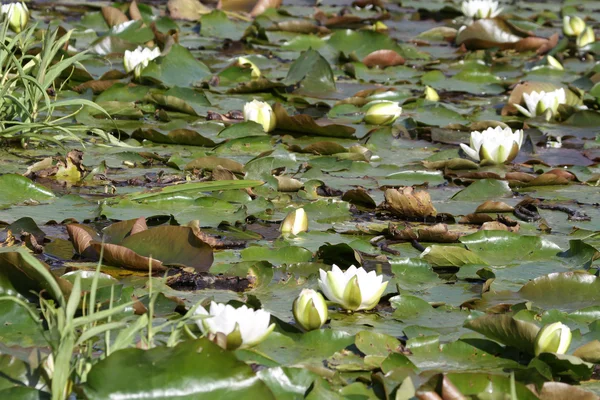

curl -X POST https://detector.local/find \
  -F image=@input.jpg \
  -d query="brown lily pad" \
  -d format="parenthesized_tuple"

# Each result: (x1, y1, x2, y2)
(390, 223, 462, 243)
(362, 50, 405, 68)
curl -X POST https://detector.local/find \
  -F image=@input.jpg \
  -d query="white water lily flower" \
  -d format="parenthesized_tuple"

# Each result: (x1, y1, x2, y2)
(123, 46, 161, 79)
(534, 322, 572, 356)
(112, 20, 136, 35)
(460, 126, 523, 164)
(514, 88, 566, 118)
(293, 288, 328, 331)
(456, 19, 521, 44)
(243, 99, 276, 132)
(280, 208, 308, 235)
(461, 0, 502, 19)
(195, 302, 275, 350)
(318, 265, 388, 311)
(364, 101, 402, 125)
(577, 26, 596, 48)
(1, 2, 29, 33)
(563, 16, 586, 37)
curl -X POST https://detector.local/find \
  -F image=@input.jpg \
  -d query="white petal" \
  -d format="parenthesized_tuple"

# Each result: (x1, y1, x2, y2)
(460, 143, 480, 161)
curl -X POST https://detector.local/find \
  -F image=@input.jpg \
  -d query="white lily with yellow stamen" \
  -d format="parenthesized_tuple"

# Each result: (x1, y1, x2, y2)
(514, 88, 566, 119)
(534, 322, 572, 356)
(461, 0, 502, 19)
(460, 126, 523, 165)
(195, 302, 275, 350)
(318, 265, 388, 311)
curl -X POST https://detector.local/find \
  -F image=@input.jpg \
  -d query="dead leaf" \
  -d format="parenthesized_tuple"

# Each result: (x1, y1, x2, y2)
(90, 242, 167, 272)
(273, 103, 356, 138)
(167, 0, 211, 20)
(475, 200, 514, 213)
(102, 6, 129, 27)
(384, 187, 437, 218)
(390, 223, 462, 242)
(362, 50, 405, 68)
(130, 217, 148, 236)
(129, 0, 143, 20)
(67, 224, 101, 259)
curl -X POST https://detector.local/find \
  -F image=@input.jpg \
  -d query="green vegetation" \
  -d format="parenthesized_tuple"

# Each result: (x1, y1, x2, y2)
(0, 0, 600, 399)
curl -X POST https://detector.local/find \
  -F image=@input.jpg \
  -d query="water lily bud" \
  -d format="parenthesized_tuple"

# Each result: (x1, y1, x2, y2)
(293, 289, 328, 331)
(349, 144, 373, 160)
(364, 101, 402, 125)
(577, 26, 596, 48)
(460, 126, 523, 165)
(237, 57, 261, 79)
(318, 265, 388, 311)
(534, 322, 572, 356)
(123, 46, 161, 79)
(370, 21, 388, 32)
(280, 208, 308, 235)
(243, 99, 276, 132)
(546, 55, 563, 70)
(424, 86, 440, 101)
(461, 0, 502, 19)
(563, 16, 586, 37)
(195, 302, 275, 350)
(1, 2, 29, 33)
(514, 88, 566, 119)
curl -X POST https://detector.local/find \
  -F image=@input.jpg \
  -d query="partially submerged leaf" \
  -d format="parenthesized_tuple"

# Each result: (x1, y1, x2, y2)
(273, 103, 356, 138)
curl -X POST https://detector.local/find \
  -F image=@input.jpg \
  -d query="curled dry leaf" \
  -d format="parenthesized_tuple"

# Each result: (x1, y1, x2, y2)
(509, 171, 573, 187)
(475, 200, 514, 213)
(389, 223, 462, 243)
(384, 187, 437, 218)
(90, 242, 167, 272)
(101, 6, 129, 27)
(362, 50, 405, 68)
(273, 103, 356, 138)
(129, 217, 148, 236)
(481, 221, 519, 232)
(275, 175, 304, 192)
(67, 223, 101, 259)
(341, 188, 377, 209)
(167, 0, 211, 20)
(217, 0, 281, 16)
(456, 18, 555, 52)
(129, 0, 143, 21)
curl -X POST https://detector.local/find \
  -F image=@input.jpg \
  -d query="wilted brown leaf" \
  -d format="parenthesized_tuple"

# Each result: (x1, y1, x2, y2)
(167, 0, 211, 20)
(384, 187, 437, 218)
(362, 50, 405, 68)
(129, 0, 143, 20)
(390, 223, 462, 242)
(67, 223, 101, 259)
(475, 201, 514, 213)
(90, 242, 167, 272)
(101, 6, 129, 27)
(273, 103, 356, 138)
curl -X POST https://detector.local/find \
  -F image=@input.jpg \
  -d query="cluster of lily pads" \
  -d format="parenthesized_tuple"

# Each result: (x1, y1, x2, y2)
(0, 0, 600, 397)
